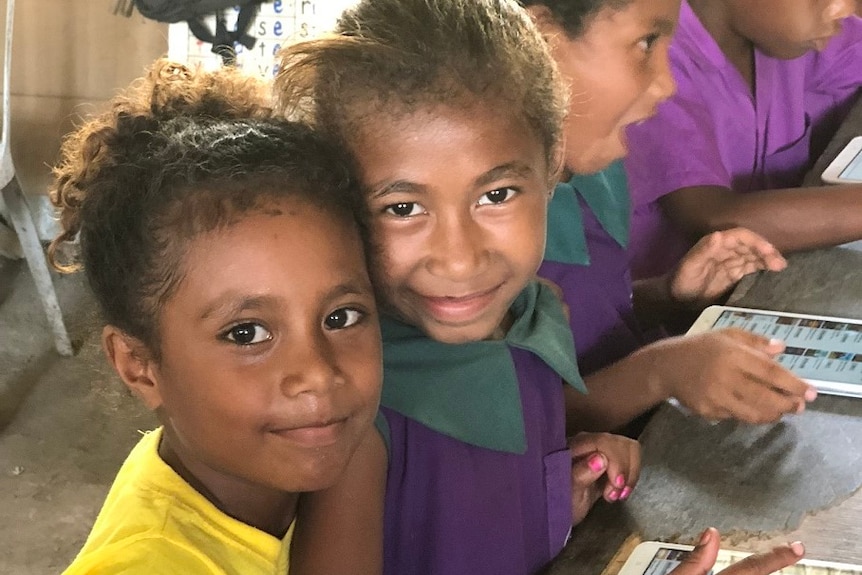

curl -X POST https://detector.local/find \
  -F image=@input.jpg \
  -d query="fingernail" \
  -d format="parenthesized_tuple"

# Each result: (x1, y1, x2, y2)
(805, 387, 818, 402)
(588, 454, 605, 472)
(620, 486, 632, 500)
(790, 542, 804, 557)
(614, 474, 625, 488)
(699, 528, 713, 545)
(768, 338, 785, 348)
(607, 490, 620, 501)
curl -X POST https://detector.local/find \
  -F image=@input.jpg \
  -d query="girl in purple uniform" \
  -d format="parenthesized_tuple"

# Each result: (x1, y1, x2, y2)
(276, 1, 639, 573)
(522, 0, 818, 433)
(625, 0, 862, 279)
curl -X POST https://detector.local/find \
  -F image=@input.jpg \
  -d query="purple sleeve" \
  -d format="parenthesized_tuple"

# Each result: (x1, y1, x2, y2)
(624, 55, 732, 208)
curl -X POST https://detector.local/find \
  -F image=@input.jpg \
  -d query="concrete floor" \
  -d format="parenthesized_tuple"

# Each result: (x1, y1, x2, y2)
(0, 257, 155, 574)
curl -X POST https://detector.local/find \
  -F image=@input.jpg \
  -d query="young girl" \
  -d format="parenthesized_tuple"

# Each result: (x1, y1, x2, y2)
(624, 0, 862, 280)
(49, 60, 383, 574)
(522, 0, 818, 432)
(276, 0, 641, 573)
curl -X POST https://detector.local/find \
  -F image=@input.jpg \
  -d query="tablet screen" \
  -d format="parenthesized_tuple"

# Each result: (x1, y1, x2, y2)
(641, 547, 862, 575)
(839, 147, 862, 181)
(712, 310, 862, 394)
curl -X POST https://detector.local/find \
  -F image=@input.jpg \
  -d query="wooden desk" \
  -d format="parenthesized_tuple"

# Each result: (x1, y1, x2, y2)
(550, 98, 862, 575)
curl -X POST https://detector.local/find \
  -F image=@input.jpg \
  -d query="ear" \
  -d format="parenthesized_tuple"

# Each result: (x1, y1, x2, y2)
(549, 137, 568, 193)
(102, 325, 164, 411)
(524, 4, 564, 40)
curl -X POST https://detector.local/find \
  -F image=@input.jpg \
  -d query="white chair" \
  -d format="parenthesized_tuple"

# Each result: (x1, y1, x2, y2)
(0, 0, 73, 356)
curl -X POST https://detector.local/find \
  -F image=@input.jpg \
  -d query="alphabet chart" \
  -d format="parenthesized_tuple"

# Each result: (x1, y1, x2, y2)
(168, 1, 357, 78)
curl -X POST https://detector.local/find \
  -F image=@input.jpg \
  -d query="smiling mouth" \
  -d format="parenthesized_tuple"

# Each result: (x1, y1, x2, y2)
(269, 419, 348, 448)
(420, 284, 502, 324)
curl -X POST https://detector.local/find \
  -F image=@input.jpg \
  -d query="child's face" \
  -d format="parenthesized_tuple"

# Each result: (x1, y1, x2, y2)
(535, 0, 680, 174)
(353, 104, 553, 344)
(146, 196, 381, 493)
(726, 0, 855, 59)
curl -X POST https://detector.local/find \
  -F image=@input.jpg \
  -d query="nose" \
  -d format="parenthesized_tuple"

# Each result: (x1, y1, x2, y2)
(426, 209, 487, 281)
(825, 0, 855, 20)
(279, 330, 342, 397)
(648, 43, 677, 103)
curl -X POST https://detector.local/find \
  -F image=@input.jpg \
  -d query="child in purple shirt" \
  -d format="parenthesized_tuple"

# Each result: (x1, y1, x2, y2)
(275, 1, 640, 573)
(625, 0, 862, 279)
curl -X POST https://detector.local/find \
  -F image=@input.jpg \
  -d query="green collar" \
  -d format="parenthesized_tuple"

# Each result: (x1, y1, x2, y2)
(544, 160, 631, 265)
(379, 281, 586, 454)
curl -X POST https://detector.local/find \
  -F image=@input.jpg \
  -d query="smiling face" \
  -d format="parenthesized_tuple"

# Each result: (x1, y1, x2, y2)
(532, 0, 680, 174)
(353, 103, 554, 344)
(725, 0, 856, 58)
(141, 195, 381, 495)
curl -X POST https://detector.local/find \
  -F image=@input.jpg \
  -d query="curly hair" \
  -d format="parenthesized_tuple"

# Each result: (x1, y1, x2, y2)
(518, 0, 633, 38)
(274, 0, 567, 167)
(49, 59, 363, 355)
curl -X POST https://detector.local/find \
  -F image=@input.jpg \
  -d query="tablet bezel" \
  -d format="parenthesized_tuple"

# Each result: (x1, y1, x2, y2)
(822, 135, 862, 184)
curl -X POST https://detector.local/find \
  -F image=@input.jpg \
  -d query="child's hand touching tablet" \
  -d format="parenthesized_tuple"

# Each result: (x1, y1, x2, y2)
(569, 432, 641, 525)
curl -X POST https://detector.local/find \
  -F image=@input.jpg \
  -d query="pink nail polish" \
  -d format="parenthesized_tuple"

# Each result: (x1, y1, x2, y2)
(620, 486, 632, 500)
(608, 490, 620, 501)
(614, 474, 625, 488)
(588, 454, 605, 472)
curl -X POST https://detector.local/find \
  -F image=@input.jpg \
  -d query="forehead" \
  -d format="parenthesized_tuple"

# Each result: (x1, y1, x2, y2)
(587, 0, 680, 36)
(349, 102, 551, 186)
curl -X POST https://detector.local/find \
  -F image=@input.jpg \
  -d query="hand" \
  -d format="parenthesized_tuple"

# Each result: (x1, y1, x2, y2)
(656, 328, 818, 424)
(569, 432, 641, 525)
(670, 527, 804, 575)
(669, 228, 787, 306)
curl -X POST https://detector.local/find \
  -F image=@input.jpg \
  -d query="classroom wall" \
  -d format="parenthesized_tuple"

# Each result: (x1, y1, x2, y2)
(9, 0, 167, 235)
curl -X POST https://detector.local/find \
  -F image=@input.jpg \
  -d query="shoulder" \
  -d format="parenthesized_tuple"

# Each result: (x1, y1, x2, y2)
(63, 536, 216, 575)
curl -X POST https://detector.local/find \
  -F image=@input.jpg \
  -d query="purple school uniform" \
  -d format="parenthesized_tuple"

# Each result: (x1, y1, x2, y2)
(377, 282, 585, 575)
(624, 3, 862, 279)
(539, 162, 647, 376)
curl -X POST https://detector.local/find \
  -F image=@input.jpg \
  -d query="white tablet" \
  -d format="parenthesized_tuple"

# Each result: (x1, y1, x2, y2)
(687, 305, 862, 399)
(619, 540, 862, 575)
(822, 135, 862, 184)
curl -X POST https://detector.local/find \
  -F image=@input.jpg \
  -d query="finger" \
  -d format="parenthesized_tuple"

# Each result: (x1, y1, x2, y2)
(571, 452, 607, 486)
(721, 543, 805, 575)
(670, 528, 720, 575)
(568, 433, 610, 458)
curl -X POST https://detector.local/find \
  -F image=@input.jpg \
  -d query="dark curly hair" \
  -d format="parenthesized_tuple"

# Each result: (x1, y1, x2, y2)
(274, 0, 567, 168)
(49, 59, 363, 356)
(518, 0, 633, 38)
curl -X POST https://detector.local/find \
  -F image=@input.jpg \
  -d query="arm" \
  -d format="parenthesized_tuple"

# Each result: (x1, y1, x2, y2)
(289, 428, 387, 575)
(632, 228, 786, 329)
(565, 329, 817, 433)
(661, 183, 862, 253)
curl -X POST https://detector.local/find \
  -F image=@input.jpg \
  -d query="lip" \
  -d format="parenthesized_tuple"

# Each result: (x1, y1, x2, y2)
(420, 284, 501, 325)
(268, 419, 347, 448)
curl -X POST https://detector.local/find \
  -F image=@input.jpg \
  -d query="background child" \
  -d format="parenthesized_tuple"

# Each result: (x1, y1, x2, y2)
(624, 0, 862, 279)
(49, 60, 382, 575)
(520, 0, 818, 432)
(276, 0, 640, 573)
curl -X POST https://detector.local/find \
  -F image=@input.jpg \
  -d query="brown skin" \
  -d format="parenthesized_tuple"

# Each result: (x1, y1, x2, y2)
(660, 0, 862, 253)
(106, 197, 382, 539)
(531, 0, 817, 432)
(674, 528, 805, 575)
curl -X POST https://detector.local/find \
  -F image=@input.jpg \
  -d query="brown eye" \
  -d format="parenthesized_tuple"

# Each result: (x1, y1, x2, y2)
(324, 308, 364, 330)
(384, 202, 423, 217)
(224, 323, 272, 345)
(478, 187, 517, 205)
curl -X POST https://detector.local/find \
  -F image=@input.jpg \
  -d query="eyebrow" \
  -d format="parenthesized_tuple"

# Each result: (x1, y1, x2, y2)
(369, 161, 536, 199)
(654, 17, 676, 36)
(198, 282, 372, 321)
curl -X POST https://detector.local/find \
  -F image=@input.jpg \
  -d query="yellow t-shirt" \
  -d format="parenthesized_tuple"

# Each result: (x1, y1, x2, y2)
(63, 428, 293, 575)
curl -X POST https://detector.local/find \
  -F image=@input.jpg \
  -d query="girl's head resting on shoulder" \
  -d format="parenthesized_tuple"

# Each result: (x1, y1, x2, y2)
(275, 0, 567, 344)
(521, 0, 680, 174)
(49, 59, 382, 513)
(688, 0, 856, 60)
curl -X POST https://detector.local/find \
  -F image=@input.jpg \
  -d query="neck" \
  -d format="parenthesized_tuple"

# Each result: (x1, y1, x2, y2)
(687, 0, 755, 91)
(157, 429, 299, 538)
